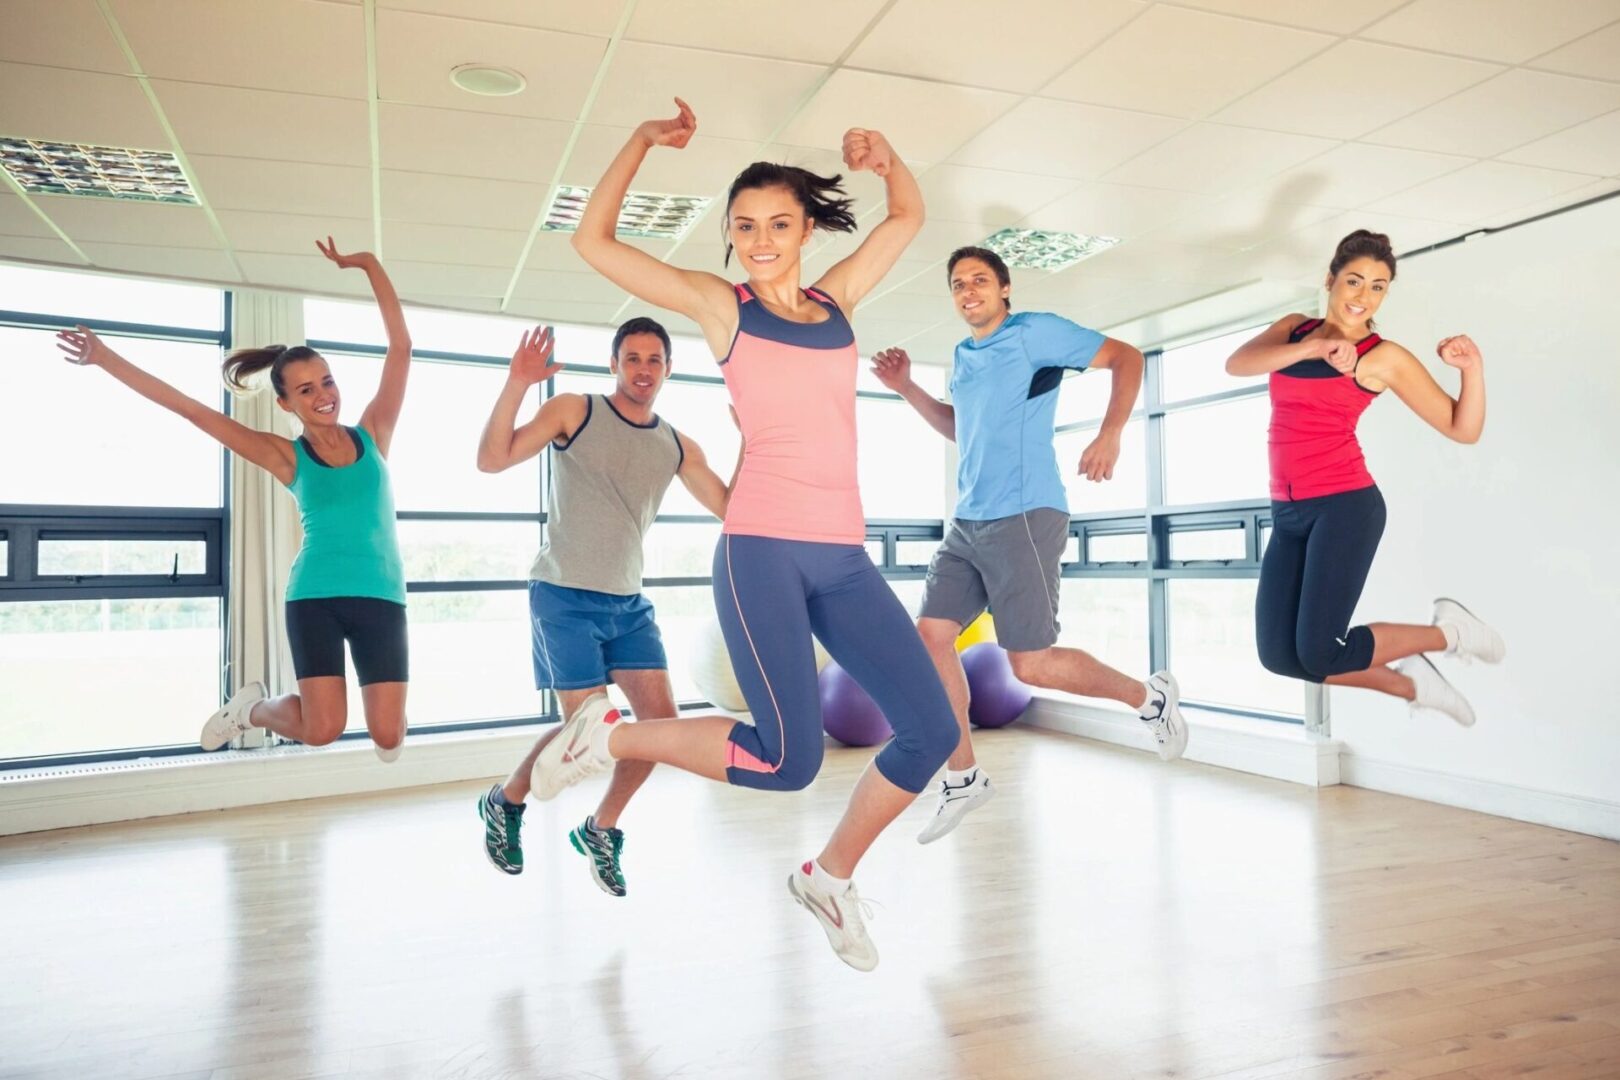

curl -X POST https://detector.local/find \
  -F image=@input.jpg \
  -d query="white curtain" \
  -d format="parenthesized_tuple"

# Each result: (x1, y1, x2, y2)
(226, 290, 304, 745)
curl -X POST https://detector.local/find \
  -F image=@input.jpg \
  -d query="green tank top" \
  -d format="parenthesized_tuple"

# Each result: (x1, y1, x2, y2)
(285, 426, 407, 605)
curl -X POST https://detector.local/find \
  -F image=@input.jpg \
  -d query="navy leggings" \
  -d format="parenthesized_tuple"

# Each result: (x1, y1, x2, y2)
(714, 535, 958, 793)
(1256, 485, 1386, 683)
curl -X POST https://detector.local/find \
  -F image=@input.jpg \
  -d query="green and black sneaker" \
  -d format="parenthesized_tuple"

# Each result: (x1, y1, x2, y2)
(568, 815, 627, 897)
(478, 783, 525, 875)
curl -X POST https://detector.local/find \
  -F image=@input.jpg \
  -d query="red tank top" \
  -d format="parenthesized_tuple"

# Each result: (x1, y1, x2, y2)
(1268, 318, 1382, 501)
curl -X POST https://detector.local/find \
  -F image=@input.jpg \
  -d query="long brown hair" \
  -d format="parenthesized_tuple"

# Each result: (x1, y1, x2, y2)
(221, 344, 318, 397)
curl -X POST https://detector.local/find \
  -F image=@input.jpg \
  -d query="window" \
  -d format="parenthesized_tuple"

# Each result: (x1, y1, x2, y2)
(1160, 325, 1267, 403)
(1057, 419, 1148, 514)
(1169, 580, 1300, 715)
(1162, 396, 1270, 507)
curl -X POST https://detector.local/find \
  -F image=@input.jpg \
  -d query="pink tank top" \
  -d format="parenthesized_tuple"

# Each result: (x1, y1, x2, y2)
(720, 283, 864, 544)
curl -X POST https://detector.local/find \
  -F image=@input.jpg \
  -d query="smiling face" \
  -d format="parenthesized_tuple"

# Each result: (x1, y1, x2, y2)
(611, 331, 668, 408)
(1325, 256, 1393, 331)
(726, 184, 814, 286)
(275, 355, 341, 427)
(949, 256, 1011, 331)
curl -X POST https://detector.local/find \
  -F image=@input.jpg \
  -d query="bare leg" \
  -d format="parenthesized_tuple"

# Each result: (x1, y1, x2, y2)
(591, 670, 679, 829)
(248, 677, 348, 746)
(918, 617, 973, 770)
(816, 761, 918, 879)
(1326, 665, 1415, 700)
(606, 716, 736, 782)
(1007, 646, 1146, 709)
(359, 681, 407, 751)
(1366, 622, 1447, 667)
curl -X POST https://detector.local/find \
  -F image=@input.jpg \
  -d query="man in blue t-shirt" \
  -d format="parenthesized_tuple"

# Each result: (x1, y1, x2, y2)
(873, 245, 1188, 844)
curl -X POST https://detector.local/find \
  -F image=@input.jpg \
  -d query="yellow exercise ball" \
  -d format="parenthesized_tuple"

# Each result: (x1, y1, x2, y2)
(956, 612, 996, 652)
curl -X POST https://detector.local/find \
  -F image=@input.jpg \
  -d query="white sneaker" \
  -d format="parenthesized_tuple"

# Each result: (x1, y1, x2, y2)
(1434, 598, 1505, 665)
(1139, 671, 1188, 761)
(529, 692, 621, 801)
(1400, 655, 1475, 727)
(200, 681, 265, 751)
(787, 863, 879, 973)
(917, 769, 995, 845)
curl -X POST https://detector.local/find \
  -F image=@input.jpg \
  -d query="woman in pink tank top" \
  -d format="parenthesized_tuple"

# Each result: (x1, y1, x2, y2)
(534, 98, 959, 972)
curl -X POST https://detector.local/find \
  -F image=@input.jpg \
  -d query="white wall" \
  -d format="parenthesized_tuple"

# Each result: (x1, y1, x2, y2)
(1331, 197, 1620, 837)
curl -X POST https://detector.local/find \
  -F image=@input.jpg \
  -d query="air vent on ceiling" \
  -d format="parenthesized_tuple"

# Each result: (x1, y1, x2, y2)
(1, 136, 198, 204)
(541, 184, 712, 241)
(982, 227, 1119, 271)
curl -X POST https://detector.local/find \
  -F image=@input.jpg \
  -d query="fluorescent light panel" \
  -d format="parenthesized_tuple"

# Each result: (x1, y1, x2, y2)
(541, 185, 711, 241)
(982, 227, 1119, 271)
(1, 137, 198, 204)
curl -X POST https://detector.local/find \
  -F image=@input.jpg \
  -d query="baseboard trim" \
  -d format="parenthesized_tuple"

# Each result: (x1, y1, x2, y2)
(1339, 753, 1620, 842)
(1023, 697, 1341, 787)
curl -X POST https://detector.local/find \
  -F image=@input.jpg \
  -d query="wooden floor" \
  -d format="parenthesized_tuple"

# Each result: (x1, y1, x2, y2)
(2, 729, 1618, 1080)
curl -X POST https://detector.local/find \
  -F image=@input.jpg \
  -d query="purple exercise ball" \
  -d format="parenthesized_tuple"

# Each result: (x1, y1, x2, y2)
(962, 642, 1033, 729)
(819, 661, 893, 747)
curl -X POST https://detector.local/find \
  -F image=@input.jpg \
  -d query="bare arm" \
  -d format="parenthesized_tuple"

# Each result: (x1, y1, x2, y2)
(477, 327, 586, 473)
(1226, 314, 1340, 376)
(675, 431, 739, 520)
(316, 239, 413, 456)
(1369, 336, 1487, 445)
(811, 129, 924, 313)
(57, 327, 296, 485)
(1077, 337, 1144, 482)
(870, 347, 955, 441)
(569, 98, 736, 355)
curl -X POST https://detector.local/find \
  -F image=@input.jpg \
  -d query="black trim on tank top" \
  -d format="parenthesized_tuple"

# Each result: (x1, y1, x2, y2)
(555, 395, 593, 451)
(602, 394, 660, 430)
(1280, 319, 1384, 393)
(299, 426, 364, 468)
(732, 281, 855, 350)
(670, 425, 686, 470)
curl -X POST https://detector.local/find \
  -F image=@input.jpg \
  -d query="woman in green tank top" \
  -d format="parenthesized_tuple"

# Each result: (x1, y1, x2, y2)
(55, 237, 415, 760)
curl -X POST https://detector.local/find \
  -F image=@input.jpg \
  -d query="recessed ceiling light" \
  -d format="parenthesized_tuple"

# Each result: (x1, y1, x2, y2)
(0, 136, 198, 204)
(450, 64, 526, 97)
(540, 185, 712, 241)
(982, 227, 1120, 271)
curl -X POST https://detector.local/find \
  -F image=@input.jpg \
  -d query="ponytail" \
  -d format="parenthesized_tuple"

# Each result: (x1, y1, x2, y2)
(222, 344, 317, 397)
(722, 162, 857, 267)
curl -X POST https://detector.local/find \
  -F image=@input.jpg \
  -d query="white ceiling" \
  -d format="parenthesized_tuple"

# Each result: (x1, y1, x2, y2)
(1, 0, 1617, 354)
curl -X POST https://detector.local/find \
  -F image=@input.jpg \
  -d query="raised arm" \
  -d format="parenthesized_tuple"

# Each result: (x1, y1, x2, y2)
(56, 327, 296, 486)
(569, 98, 736, 355)
(870, 347, 955, 441)
(317, 237, 412, 455)
(1366, 335, 1487, 445)
(477, 326, 586, 473)
(811, 129, 924, 313)
(1226, 314, 1356, 376)
(1079, 336, 1144, 482)
(674, 430, 741, 520)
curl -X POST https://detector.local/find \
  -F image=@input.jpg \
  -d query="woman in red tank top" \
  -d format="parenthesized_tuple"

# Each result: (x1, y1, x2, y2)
(1226, 230, 1502, 726)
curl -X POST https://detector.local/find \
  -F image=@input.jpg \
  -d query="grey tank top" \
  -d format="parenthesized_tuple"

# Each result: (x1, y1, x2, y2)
(529, 395, 684, 595)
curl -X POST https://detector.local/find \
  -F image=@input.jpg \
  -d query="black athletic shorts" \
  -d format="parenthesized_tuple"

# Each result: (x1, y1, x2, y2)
(284, 596, 409, 685)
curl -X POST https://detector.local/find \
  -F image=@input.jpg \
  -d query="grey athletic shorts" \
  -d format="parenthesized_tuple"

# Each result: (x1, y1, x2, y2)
(918, 508, 1069, 652)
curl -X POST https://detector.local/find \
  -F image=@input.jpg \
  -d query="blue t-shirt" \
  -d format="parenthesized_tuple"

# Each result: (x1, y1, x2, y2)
(950, 311, 1105, 521)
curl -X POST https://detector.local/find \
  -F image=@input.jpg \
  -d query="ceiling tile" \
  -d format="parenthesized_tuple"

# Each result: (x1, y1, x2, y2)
(378, 104, 570, 180)
(856, 290, 953, 324)
(237, 251, 373, 295)
(381, 170, 545, 230)
(915, 166, 1076, 228)
(110, 0, 367, 98)
(511, 270, 629, 305)
(521, 231, 672, 274)
(1044, 6, 1333, 119)
(155, 81, 371, 167)
(0, 235, 84, 264)
(1529, 21, 1620, 81)
(0, 61, 167, 147)
(1367, 161, 1597, 225)
(1016, 181, 1209, 240)
(31, 195, 220, 248)
(775, 69, 1019, 165)
(505, 297, 627, 326)
(1365, 69, 1620, 158)
(848, 0, 1144, 93)
(189, 155, 373, 218)
(1258, 143, 1473, 210)
(376, 9, 606, 121)
(387, 260, 511, 298)
(1168, 0, 1407, 34)
(79, 241, 239, 282)
(0, 0, 128, 74)
(217, 210, 373, 256)
(377, 0, 625, 36)
(756, 142, 891, 213)
(951, 98, 1187, 180)
(625, 0, 886, 64)
(1472, 178, 1620, 227)
(590, 44, 827, 143)
(1101, 123, 1339, 196)
(1361, 0, 1620, 64)
(0, 192, 59, 239)
(1014, 268, 1144, 311)
(382, 222, 528, 269)
(1499, 109, 1620, 176)
(1212, 41, 1500, 139)
(563, 129, 762, 198)
(1149, 189, 1340, 252)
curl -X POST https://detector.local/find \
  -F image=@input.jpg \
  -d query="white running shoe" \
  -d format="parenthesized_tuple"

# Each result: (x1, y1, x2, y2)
(529, 692, 621, 801)
(917, 769, 995, 845)
(1139, 671, 1188, 762)
(787, 862, 879, 973)
(200, 681, 265, 751)
(1434, 598, 1505, 665)
(1400, 655, 1476, 727)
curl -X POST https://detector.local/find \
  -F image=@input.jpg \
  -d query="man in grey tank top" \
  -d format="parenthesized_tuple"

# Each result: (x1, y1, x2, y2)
(474, 317, 737, 896)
